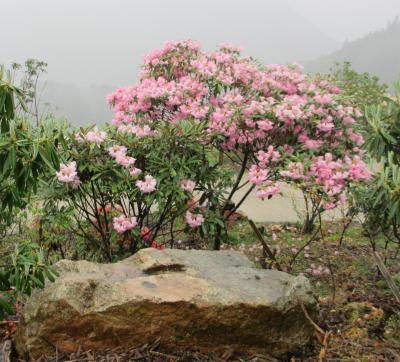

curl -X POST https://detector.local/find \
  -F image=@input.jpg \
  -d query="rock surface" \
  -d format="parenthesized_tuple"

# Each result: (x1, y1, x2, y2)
(16, 248, 316, 359)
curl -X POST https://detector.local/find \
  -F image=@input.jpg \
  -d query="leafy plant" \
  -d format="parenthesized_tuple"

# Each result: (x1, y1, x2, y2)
(0, 117, 66, 226)
(0, 242, 58, 319)
(0, 65, 25, 132)
(43, 122, 231, 261)
(0, 65, 60, 318)
(329, 61, 388, 110)
(352, 82, 400, 251)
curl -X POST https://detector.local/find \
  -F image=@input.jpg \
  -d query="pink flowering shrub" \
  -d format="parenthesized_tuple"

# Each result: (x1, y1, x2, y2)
(106, 40, 371, 245)
(50, 40, 372, 258)
(52, 122, 230, 260)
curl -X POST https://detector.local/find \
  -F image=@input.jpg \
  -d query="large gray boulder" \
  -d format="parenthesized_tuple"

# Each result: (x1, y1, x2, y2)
(16, 248, 316, 359)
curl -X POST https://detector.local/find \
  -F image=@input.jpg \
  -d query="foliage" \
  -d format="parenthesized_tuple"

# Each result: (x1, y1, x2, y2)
(44, 122, 232, 261)
(0, 62, 66, 227)
(0, 118, 66, 227)
(354, 82, 400, 247)
(0, 65, 25, 132)
(329, 61, 388, 110)
(0, 242, 57, 319)
(0, 64, 60, 318)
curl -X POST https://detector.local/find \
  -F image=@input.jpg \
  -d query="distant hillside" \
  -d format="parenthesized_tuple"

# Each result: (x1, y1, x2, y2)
(39, 81, 115, 126)
(305, 19, 400, 86)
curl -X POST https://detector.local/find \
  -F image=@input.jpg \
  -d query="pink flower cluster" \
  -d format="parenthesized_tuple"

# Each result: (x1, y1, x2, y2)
(185, 211, 205, 228)
(180, 179, 196, 193)
(117, 124, 156, 137)
(107, 40, 371, 209)
(113, 215, 137, 233)
(108, 144, 156, 193)
(83, 126, 107, 146)
(108, 144, 142, 177)
(107, 140, 157, 193)
(183, 197, 206, 228)
(136, 175, 157, 193)
(56, 161, 80, 188)
(279, 153, 371, 208)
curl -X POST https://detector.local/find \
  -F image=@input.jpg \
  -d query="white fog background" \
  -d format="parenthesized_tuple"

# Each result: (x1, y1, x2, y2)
(1, 0, 400, 124)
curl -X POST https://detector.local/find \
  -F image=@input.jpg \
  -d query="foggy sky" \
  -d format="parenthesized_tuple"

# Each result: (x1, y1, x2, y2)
(2, 0, 400, 87)
(285, 0, 400, 42)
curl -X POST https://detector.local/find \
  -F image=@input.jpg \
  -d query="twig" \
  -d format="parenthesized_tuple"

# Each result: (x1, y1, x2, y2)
(297, 297, 324, 335)
(327, 259, 336, 304)
(248, 219, 282, 270)
(296, 294, 331, 361)
(149, 350, 178, 361)
(289, 223, 321, 267)
(373, 251, 400, 303)
(338, 214, 353, 246)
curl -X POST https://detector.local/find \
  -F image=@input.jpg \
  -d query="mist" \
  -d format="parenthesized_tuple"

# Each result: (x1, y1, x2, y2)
(2, 0, 400, 123)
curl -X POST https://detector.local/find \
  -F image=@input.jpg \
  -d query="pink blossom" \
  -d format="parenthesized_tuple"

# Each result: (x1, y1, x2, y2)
(255, 183, 281, 200)
(151, 240, 165, 250)
(136, 175, 157, 193)
(185, 211, 205, 228)
(180, 179, 196, 193)
(256, 146, 280, 167)
(304, 139, 323, 150)
(323, 202, 336, 210)
(130, 167, 142, 177)
(130, 125, 155, 137)
(347, 128, 364, 146)
(74, 131, 85, 142)
(249, 165, 269, 186)
(218, 42, 243, 53)
(115, 154, 136, 168)
(257, 120, 274, 131)
(141, 226, 152, 242)
(56, 161, 80, 185)
(317, 120, 335, 132)
(280, 162, 304, 180)
(339, 193, 347, 205)
(108, 145, 127, 158)
(314, 93, 333, 105)
(113, 215, 137, 233)
(343, 116, 355, 125)
(312, 268, 322, 276)
(345, 156, 371, 180)
(283, 144, 294, 154)
(85, 126, 107, 145)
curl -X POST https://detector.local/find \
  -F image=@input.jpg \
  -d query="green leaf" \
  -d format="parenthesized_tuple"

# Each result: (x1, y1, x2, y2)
(0, 298, 14, 318)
